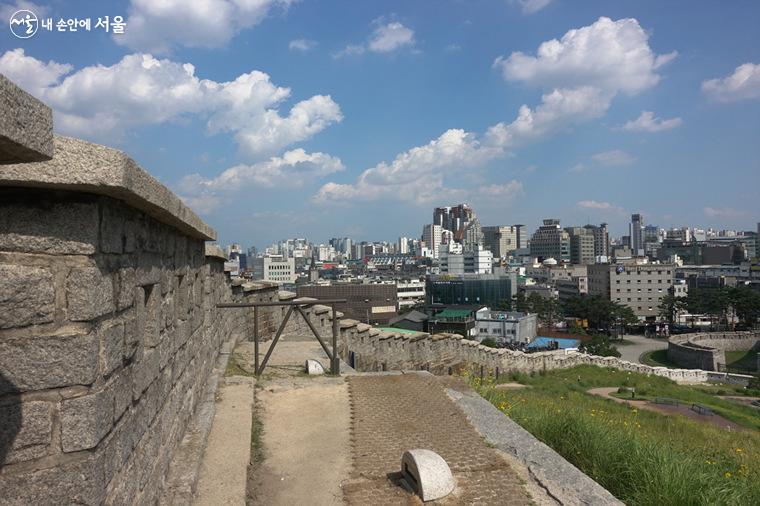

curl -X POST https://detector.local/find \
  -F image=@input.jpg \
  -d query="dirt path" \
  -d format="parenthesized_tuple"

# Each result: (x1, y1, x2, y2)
(238, 336, 351, 505)
(251, 378, 351, 505)
(587, 387, 744, 431)
(195, 376, 255, 505)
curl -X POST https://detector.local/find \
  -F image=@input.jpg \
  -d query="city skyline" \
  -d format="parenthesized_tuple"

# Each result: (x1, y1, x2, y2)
(1, 0, 758, 246)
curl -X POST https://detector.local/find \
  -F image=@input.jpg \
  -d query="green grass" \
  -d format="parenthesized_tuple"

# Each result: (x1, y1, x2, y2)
(726, 351, 758, 371)
(250, 405, 264, 465)
(469, 366, 760, 505)
(640, 349, 681, 369)
(225, 353, 255, 377)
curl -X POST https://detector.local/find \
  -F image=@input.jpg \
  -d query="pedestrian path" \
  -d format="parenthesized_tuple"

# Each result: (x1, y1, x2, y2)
(343, 372, 533, 505)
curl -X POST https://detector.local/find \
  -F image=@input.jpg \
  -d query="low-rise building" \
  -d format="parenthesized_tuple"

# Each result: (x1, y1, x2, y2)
(588, 261, 676, 320)
(296, 283, 398, 324)
(252, 254, 297, 284)
(439, 244, 493, 275)
(396, 279, 425, 308)
(426, 273, 516, 307)
(475, 309, 537, 344)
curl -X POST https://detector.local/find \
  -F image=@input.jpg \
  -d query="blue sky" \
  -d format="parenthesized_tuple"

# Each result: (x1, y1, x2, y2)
(1, 0, 759, 249)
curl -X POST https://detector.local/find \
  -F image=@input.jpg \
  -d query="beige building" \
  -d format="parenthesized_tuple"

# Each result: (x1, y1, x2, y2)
(588, 262, 676, 320)
(252, 254, 297, 284)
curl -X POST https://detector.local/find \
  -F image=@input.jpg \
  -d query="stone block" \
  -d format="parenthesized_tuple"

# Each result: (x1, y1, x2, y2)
(141, 284, 161, 348)
(133, 348, 160, 400)
(66, 266, 114, 321)
(101, 320, 125, 376)
(136, 252, 161, 285)
(100, 202, 125, 254)
(0, 73, 53, 163)
(0, 263, 55, 329)
(61, 389, 114, 452)
(0, 453, 106, 505)
(0, 400, 52, 464)
(0, 331, 98, 393)
(124, 310, 144, 361)
(116, 268, 135, 311)
(111, 368, 133, 423)
(0, 192, 98, 254)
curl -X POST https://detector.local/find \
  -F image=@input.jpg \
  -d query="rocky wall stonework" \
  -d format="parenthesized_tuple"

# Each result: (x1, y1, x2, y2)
(0, 188, 264, 505)
(667, 331, 760, 372)
(285, 302, 751, 386)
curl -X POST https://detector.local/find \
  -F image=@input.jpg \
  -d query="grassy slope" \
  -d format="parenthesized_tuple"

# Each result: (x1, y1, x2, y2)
(472, 366, 760, 505)
(726, 350, 758, 371)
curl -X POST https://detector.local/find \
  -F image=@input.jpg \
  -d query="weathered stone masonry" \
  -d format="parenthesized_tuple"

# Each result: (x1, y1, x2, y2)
(0, 121, 278, 502)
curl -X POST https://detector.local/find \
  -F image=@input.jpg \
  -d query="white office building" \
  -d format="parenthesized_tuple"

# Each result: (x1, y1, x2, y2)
(475, 309, 537, 344)
(252, 255, 297, 284)
(440, 245, 493, 275)
(423, 224, 443, 259)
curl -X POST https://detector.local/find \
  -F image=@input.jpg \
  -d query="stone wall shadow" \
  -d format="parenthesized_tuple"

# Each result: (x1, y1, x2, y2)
(0, 372, 22, 466)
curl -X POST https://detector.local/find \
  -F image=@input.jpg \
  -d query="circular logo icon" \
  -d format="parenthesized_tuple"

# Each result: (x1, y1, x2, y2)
(9, 9, 38, 39)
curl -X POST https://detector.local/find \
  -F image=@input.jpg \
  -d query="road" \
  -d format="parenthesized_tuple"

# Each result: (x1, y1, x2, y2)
(616, 334, 668, 364)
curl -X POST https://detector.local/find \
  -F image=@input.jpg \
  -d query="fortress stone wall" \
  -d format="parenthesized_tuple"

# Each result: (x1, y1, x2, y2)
(668, 331, 760, 371)
(0, 81, 283, 504)
(272, 292, 753, 386)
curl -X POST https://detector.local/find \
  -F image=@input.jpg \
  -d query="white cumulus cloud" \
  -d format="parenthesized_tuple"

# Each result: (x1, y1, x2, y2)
(516, 0, 553, 15)
(289, 38, 316, 51)
(179, 148, 344, 213)
(368, 22, 415, 52)
(116, 0, 295, 53)
(591, 150, 635, 166)
(494, 17, 675, 96)
(702, 63, 760, 102)
(622, 111, 682, 132)
(313, 129, 504, 204)
(577, 200, 625, 213)
(316, 17, 669, 205)
(0, 49, 341, 156)
(334, 20, 415, 58)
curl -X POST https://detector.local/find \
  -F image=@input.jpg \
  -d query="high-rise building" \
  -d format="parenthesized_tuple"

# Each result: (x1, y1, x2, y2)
(530, 219, 570, 262)
(514, 224, 528, 250)
(433, 204, 475, 242)
(422, 224, 443, 259)
(565, 227, 595, 265)
(398, 236, 409, 254)
(583, 223, 609, 259)
(630, 213, 645, 256)
(482, 226, 518, 258)
(462, 217, 483, 250)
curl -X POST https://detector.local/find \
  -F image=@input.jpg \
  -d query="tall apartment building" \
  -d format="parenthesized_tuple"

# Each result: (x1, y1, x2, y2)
(565, 227, 595, 265)
(439, 245, 493, 275)
(588, 262, 676, 320)
(329, 237, 352, 259)
(462, 218, 484, 250)
(422, 224, 443, 259)
(630, 213, 645, 257)
(398, 236, 410, 254)
(583, 223, 609, 259)
(482, 225, 518, 258)
(252, 254, 297, 284)
(514, 224, 528, 250)
(434, 203, 474, 231)
(530, 219, 570, 262)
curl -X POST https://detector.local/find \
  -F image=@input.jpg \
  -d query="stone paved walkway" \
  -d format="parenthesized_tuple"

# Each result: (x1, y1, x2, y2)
(343, 373, 532, 505)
